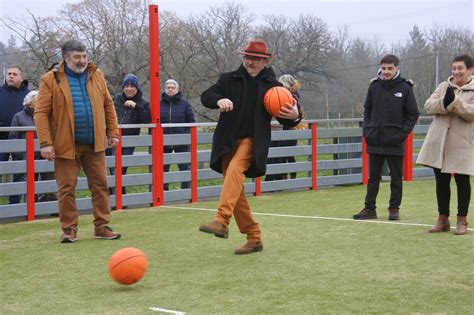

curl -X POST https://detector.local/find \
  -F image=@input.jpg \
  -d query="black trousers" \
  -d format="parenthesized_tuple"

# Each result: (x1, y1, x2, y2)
(365, 154, 403, 210)
(433, 168, 471, 217)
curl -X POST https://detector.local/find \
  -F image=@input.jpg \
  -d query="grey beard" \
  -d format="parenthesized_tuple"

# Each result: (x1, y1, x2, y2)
(73, 62, 88, 73)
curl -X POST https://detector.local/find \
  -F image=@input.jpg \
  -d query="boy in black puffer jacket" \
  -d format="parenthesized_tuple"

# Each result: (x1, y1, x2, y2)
(354, 54, 419, 221)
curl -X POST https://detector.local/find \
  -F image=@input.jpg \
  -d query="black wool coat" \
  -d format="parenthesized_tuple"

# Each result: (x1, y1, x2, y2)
(201, 65, 301, 178)
(363, 75, 419, 156)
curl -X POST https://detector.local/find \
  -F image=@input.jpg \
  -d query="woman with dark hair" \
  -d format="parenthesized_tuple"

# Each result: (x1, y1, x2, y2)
(417, 54, 474, 235)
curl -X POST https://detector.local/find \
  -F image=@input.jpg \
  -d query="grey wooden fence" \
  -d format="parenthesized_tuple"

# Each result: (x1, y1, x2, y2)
(0, 118, 433, 220)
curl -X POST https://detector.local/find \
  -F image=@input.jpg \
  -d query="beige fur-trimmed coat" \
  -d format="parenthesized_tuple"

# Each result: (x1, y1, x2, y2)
(416, 76, 474, 175)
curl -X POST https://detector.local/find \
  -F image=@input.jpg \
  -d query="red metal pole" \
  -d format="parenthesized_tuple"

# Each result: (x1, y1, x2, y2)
(311, 123, 318, 190)
(149, 4, 163, 207)
(255, 177, 261, 196)
(26, 131, 35, 221)
(115, 128, 123, 211)
(191, 126, 198, 202)
(403, 131, 413, 182)
(362, 137, 368, 185)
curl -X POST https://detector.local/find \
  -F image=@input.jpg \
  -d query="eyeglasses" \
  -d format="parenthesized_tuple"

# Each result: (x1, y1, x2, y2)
(243, 55, 265, 62)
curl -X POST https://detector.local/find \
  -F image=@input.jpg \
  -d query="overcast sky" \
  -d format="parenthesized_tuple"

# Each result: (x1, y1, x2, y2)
(0, 0, 472, 47)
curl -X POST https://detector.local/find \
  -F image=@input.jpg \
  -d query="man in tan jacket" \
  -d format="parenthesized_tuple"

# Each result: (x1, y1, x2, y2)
(35, 39, 121, 243)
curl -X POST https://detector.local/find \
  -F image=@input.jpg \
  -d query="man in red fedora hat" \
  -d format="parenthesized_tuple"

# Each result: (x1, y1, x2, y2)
(199, 40, 302, 255)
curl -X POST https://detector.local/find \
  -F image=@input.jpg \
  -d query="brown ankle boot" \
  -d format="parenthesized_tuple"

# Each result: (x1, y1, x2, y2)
(454, 216, 468, 235)
(199, 220, 229, 238)
(234, 240, 263, 255)
(429, 215, 450, 233)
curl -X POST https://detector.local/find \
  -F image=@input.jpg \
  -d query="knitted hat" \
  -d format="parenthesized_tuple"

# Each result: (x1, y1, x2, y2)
(165, 79, 179, 89)
(122, 74, 139, 89)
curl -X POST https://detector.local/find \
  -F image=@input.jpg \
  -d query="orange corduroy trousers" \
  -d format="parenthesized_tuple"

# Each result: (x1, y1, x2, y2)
(214, 137, 261, 241)
(54, 144, 111, 232)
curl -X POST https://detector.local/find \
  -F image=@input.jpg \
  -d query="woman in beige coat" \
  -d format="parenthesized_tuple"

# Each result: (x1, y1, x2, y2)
(417, 54, 474, 235)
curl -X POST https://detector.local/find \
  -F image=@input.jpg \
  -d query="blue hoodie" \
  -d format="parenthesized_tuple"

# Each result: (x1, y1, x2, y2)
(0, 80, 30, 140)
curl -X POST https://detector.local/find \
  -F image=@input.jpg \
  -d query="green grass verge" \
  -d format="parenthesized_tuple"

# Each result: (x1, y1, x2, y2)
(1, 179, 473, 314)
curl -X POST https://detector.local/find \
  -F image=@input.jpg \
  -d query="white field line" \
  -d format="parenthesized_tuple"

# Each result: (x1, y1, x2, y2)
(149, 307, 186, 314)
(160, 205, 474, 231)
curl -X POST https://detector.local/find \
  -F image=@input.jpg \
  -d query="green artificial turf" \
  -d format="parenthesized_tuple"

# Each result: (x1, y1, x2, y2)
(1, 179, 473, 314)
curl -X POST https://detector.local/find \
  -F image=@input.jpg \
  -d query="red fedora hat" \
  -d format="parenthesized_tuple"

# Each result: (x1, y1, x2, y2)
(240, 40, 272, 58)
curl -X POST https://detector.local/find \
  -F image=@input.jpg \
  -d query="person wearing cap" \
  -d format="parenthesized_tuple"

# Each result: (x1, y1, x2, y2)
(199, 40, 302, 255)
(35, 39, 121, 243)
(160, 79, 195, 190)
(107, 74, 151, 195)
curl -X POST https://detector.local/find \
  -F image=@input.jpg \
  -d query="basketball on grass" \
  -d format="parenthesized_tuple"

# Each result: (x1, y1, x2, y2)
(108, 247, 148, 285)
(263, 86, 295, 116)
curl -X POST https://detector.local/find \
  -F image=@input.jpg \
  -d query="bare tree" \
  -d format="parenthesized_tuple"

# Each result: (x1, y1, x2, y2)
(0, 12, 67, 87)
(428, 25, 473, 83)
(2, 0, 472, 121)
(257, 14, 335, 81)
(60, 0, 150, 93)
(181, 1, 255, 120)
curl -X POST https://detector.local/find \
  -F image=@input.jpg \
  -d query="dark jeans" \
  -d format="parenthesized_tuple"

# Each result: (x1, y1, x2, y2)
(1, 153, 21, 204)
(164, 145, 190, 190)
(9, 173, 24, 204)
(283, 139, 297, 179)
(364, 154, 403, 210)
(10, 172, 56, 204)
(0, 152, 10, 162)
(5, 153, 56, 204)
(106, 147, 135, 195)
(433, 168, 471, 217)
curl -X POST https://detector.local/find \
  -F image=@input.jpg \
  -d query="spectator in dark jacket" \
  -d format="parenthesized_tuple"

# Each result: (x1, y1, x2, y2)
(353, 54, 419, 221)
(160, 79, 195, 190)
(9, 91, 57, 203)
(0, 65, 30, 178)
(107, 74, 151, 195)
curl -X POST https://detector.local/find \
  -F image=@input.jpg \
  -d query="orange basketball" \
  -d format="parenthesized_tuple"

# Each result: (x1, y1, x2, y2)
(263, 86, 295, 116)
(108, 247, 148, 285)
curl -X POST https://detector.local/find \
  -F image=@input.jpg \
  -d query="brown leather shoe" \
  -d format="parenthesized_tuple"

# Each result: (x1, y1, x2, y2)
(94, 226, 121, 240)
(199, 220, 229, 238)
(454, 216, 468, 235)
(429, 215, 450, 233)
(60, 228, 77, 243)
(234, 241, 263, 255)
